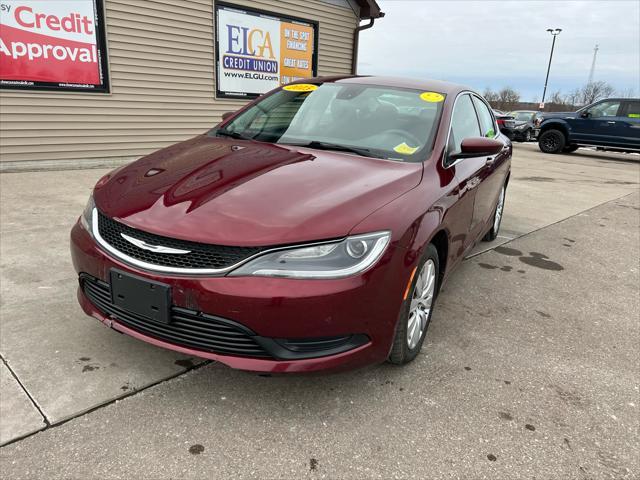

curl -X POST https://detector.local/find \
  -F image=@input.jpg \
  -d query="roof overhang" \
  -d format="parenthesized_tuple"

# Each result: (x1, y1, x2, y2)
(355, 0, 384, 19)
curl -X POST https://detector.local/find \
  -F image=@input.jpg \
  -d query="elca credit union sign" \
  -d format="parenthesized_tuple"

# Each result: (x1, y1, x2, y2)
(0, 0, 109, 92)
(215, 2, 318, 98)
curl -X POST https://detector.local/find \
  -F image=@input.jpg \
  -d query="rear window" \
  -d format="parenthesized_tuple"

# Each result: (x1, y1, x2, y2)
(472, 96, 497, 137)
(625, 101, 640, 118)
(510, 112, 535, 121)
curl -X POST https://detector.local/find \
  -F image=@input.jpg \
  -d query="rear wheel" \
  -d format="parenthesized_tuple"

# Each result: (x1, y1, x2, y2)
(538, 129, 566, 154)
(388, 244, 439, 365)
(483, 185, 506, 242)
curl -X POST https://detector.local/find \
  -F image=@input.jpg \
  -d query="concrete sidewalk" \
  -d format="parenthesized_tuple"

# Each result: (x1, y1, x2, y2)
(1, 190, 638, 479)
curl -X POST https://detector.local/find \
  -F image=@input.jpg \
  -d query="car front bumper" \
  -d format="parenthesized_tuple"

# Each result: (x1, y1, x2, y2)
(70, 219, 408, 373)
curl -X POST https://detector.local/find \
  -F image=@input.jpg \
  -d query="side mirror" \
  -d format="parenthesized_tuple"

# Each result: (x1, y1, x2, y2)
(580, 111, 591, 118)
(451, 137, 503, 160)
(221, 111, 235, 121)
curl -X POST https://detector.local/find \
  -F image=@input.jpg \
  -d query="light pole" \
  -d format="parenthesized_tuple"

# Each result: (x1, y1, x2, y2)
(540, 28, 562, 108)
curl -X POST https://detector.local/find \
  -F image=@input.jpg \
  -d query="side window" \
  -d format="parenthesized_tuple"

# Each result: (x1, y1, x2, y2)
(623, 101, 640, 119)
(448, 94, 481, 157)
(472, 96, 497, 137)
(447, 94, 480, 160)
(586, 101, 621, 118)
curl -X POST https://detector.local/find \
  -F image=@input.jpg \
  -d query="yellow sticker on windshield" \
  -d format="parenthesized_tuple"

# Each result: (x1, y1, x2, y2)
(394, 142, 419, 155)
(420, 92, 445, 103)
(283, 84, 318, 92)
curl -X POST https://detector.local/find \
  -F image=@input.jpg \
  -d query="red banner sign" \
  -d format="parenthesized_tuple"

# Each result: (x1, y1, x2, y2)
(0, 0, 109, 92)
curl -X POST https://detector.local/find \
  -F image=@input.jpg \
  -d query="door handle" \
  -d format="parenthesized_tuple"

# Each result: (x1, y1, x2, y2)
(607, 121, 616, 125)
(485, 156, 496, 166)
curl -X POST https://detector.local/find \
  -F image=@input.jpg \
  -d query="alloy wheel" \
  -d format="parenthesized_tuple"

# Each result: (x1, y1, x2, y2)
(542, 134, 559, 151)
(494, 186, 505, 233)
(407, 259, 436, 349)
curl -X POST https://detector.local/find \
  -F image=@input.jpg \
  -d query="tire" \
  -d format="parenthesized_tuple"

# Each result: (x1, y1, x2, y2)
(538, 129, 566, 154)
(388, 244, 439, 365)
(524, 129, 532, 142)
(563, 144, 579, 153)
(483, 184, 506, 242)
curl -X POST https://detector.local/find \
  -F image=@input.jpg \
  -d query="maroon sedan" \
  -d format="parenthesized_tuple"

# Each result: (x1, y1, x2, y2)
(71, 76, 511, 373)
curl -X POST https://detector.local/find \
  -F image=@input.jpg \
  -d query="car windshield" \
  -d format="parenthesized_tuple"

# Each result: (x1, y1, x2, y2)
(510, 112, 535, 121)
(213, 83, 445, 161)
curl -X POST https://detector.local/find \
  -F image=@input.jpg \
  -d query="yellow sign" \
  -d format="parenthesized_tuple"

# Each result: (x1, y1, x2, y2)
(420, 92, 445, 103)
(393, 142, 419, 155)
(283, 83, 318, 92)
(280, 22, 315, 84)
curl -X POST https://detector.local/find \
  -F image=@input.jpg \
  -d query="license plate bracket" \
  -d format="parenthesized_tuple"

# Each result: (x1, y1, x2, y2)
(110, 269, 171, 324)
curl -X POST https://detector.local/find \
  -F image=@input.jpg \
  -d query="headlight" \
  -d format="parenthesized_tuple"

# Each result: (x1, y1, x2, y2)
(80, 194, 95, 234)
(229, 231, 391, 279)
(516, 124, 527, 129)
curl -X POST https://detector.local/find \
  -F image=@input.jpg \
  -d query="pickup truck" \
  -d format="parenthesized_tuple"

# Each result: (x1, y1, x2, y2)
(537, 98, 640, 154)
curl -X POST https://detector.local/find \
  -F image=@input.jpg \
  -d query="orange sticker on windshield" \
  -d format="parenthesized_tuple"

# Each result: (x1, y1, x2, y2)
(420, 92, 445, 103)
(394, 143, 419, 155)
(283, 84, 318, 92)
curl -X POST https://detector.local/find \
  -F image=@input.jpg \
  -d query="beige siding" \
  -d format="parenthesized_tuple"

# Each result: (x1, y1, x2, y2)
(0, 0, 358, 164)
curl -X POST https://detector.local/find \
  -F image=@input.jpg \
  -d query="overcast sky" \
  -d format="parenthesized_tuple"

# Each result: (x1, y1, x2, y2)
(358, 0, 640, 101)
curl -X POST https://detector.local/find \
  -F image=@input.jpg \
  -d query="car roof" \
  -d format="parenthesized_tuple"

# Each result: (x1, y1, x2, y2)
(292, 75, 471, 96)
(594, 97, 640, 102)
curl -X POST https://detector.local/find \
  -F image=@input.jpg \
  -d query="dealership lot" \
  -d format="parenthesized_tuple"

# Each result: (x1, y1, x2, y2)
(1, 144, 639, 478)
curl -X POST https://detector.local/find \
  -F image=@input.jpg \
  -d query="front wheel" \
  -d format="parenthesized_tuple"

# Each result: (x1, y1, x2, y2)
(524, 129, 532, 142)
(563, 144, 579, 153)
(538, 129, 566, 153)
(388, 244, 439, 365)
(483, 185, 506, 242)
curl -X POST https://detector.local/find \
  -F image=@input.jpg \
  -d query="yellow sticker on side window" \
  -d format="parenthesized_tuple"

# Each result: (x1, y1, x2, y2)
(420, 92, 445, 103)
(628, 113, 640, 118)
(283, 84, 318, 92)
(394, 142, 419, 155)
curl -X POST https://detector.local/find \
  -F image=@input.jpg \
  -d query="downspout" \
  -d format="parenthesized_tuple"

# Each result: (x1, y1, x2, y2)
(351, 17, 376, 75)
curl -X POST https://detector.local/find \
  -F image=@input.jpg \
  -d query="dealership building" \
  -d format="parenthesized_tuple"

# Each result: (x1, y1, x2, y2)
(0, 0, 382, 170)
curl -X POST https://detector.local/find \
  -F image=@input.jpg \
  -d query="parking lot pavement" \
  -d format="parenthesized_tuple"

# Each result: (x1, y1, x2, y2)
(469, 144, 640, 256)
(0, 170, 203, 437)
(0, 144, 638, 469)
(0, 362, 45, 445)
(1, 189, 638, 479)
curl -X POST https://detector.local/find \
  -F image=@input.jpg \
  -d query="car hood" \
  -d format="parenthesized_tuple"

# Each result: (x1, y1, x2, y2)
(541, 111, 577, 119)
(94, 135, 423, 246)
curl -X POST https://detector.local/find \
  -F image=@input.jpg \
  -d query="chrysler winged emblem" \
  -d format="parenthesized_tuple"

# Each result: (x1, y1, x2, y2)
(120, 233, 191, 254)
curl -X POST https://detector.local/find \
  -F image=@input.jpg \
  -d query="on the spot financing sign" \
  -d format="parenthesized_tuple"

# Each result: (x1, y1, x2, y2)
(215, 3, 317, 98)
(0, 0, 109, 92)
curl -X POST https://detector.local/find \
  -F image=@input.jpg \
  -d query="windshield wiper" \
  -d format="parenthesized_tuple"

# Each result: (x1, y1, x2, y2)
(216, 130, 251, 140)
(284, 141, 381, 158)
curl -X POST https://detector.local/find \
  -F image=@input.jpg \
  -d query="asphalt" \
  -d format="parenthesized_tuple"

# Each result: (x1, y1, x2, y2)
(0, 144, 639, 478)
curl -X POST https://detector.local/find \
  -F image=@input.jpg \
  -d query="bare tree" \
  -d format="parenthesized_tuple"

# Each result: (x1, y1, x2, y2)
(580, 81, 616, 105)
(616, 87, 637, 98)
(497, 87, 520, 111)
(549, 91, 564, 105)
(564, 88, 582, 108)
(483, 88, 500, 103)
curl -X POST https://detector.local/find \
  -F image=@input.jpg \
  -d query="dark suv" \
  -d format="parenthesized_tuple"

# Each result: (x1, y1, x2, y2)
(537, 98, 640, 154)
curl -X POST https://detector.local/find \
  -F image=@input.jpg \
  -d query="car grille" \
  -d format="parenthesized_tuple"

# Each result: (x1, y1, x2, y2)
(97, 210, 262, 271)
(81, 274, 272, 358)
